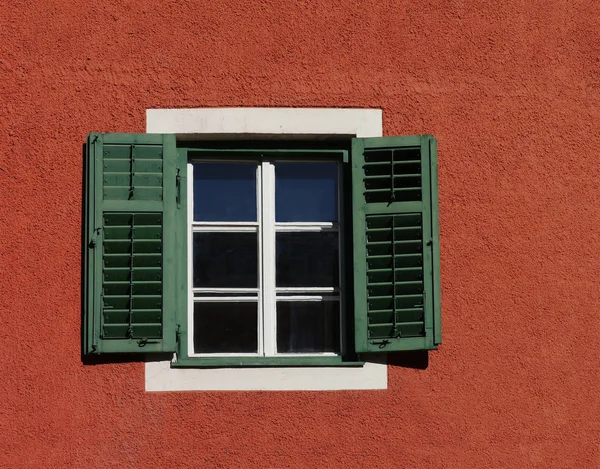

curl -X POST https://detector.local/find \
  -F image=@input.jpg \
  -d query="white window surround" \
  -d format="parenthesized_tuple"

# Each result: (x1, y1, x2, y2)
(145, 107, 387, 391)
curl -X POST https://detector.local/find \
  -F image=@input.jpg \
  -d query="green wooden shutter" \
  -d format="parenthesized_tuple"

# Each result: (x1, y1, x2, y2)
(84, 133, 179, 354)
(352, 136, 441, 353)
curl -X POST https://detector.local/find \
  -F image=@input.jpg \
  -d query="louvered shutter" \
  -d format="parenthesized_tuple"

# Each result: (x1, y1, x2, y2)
(84, 133, 179, 354)
(351, 136, 441, 353)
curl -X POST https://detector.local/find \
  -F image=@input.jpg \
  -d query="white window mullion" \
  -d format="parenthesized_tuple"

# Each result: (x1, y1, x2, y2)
(256, 163, 264, 356)
(261, 161, 276, 356)
(187, 163, 195, 358)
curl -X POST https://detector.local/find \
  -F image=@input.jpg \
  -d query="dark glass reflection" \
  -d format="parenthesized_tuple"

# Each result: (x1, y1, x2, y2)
(193, 162, 257, 222)
(276, 232, 339, 287)
(277, 301, 340, 353)
(275, 162, 338, 222)
(193, 232, 258, 288)
(194, 302, 258, 353)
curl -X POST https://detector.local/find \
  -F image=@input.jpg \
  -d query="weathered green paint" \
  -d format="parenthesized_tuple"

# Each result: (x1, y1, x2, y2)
(421, 137, 434, 342)
(100, 133, 165, 145)
(84, 133, 178, 354)
(351, 136, 441, 353)
(186, 148, 347, 162)
(172, 356, 364, 368)
(85, 137, 439, 360)
(161, 135, 178, 352)
(174, 149, 189, 363)
(361, 135, 422, 148)
(430, 138, 442, 345)
(351, 138, 370, 353)
(175, 146, 355, 367)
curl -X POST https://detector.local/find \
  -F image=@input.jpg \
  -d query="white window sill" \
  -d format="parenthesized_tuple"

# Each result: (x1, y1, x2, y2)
(146, 360, 386, 391)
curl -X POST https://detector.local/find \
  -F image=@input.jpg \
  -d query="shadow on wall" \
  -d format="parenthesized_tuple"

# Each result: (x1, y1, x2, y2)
(362, 351, 429, 370)
(387, 351, 429, 369)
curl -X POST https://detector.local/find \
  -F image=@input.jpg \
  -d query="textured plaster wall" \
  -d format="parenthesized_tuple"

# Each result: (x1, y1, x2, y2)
(1, 0, 599, 467)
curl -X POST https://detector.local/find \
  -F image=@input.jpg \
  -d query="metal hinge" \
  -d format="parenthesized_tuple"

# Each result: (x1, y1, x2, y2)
(176, 168, 182, 208)
(371, 339, 391, 349)
(137, 337, 160, 347)
(88, 227, 101, 248)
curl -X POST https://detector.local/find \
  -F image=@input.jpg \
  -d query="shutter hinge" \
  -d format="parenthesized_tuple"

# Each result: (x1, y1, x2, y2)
(88, 227, 101, 248)
(176, 168, 181, 208)
(176, 324, 182, 342)
(371, 339, 391, 349)
(138, 337, 160, 347)
(128, 144, 135, 200)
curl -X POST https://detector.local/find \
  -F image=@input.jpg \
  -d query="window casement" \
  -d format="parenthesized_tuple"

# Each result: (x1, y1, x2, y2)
(189, 156, 343, 360)
(84, 132, 441, 367)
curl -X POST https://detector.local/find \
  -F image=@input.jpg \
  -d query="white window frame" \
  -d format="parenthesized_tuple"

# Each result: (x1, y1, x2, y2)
(188, 160, 343, 358)
(145, 108, 387, 391)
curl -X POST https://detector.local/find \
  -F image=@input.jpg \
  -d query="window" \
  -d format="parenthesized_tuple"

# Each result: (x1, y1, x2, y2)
(190, 158, 343, 359)
(83, 109, 440, 386)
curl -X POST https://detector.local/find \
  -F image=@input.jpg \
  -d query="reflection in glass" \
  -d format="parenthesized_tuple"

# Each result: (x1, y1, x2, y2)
(194, 302, 258, 353)
(277, 301, 340, 353)
(275, 162, 338, 222)
(193, 162, 257, 222)
(193, 232, 258, 288)
(276, 232, 339, 287)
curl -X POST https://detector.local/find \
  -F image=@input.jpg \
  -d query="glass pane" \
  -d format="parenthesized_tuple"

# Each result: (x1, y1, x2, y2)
(193, 302, 258, 353)
(193, 162, 257, 222)
(193, 232, 258, 288)
(277, 301, 340, 353)
(276, 232, 339, 287)
(275, 162, 338, 222)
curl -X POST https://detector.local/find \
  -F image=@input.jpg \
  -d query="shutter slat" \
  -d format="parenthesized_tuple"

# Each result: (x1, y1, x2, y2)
(364, 173, 421, 179)
(368, 309, 425, 323)
(102, 324, 162, 339)
(365, 187, 422, 193)
(103, 267, 162, 282)
(103, 310, 162, 324)
(352, 135, 441, 353)
(362, 160, 421, 165)
(104, 160, 163, 172)
(368, 323, 425, 339)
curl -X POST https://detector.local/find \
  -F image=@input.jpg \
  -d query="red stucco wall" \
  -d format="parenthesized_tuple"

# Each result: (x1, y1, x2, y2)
(1, 1, 599, 467)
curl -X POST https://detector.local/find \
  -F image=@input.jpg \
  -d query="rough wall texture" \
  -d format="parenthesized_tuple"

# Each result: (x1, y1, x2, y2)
(1, 0, 599, 467)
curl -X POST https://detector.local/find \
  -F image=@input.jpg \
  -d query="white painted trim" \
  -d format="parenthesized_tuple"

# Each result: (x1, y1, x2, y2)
(192, 225, 258, 232)
(275, 222, 337, 227)
(192, 221, 259, 226)
(186, 163, 194, 358)
(274, 225, 339, 232)
(256, 163, 264, 356)
(193, 288, 259, 294)
(146, 107, 387, 391)
(147, 108, 382, 139)
(192, 296, 259, 302)
(274, 295, 339, 301)
(146, 361, 387, 391)
(261, 161, 277, 356)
